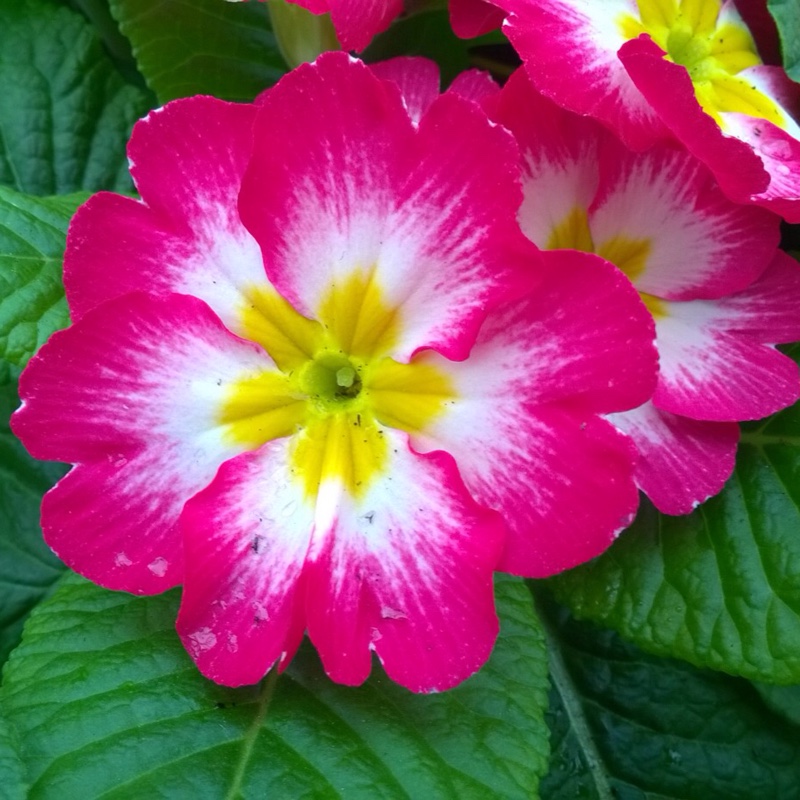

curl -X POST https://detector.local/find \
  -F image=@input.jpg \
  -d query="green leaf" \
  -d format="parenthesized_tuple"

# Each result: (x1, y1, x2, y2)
(108, 0, 287, 104)
(0, 380, 66, 671)
(0, 186, 88, 368)
(0, 0, 152, 195)
(549, 346, 800, 684)
(768, 0, 800, 81)
(66, 0, 150, 89)
(537, 591, 800, 800)
(752, 682, 800, 727)
(0, 573, 549, 798)
(363, 10, 510, 86)
(0, 714, 27, 800)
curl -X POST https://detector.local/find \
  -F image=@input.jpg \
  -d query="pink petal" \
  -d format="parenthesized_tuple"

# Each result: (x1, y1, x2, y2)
(494, 69, 603, 250)
(328, 0, 402, 51)
(12, 293, 277, 593)
(608, 402, 739, 515)
(239, 51, 533, 362)
(449, 0, 505, 39)
(713, 250, 800, 342)
(500, 0, 669, 149)
(65, 96, 266, 334)
(178, 429, 504, 692)
(591, 135, 780, 299)
(653, 257, 800, 420)
(303, 433, 504, 692)
(177, 442, 315, 686)
(720, 112, 800, 222)
(619, 34, 770, 201)
(411, 250, 656, 577)
(368, 57, 441, 126)
(446, 69, 501, 105)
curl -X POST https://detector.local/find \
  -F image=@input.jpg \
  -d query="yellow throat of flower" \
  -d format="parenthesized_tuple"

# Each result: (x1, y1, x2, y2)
(546, 206, 666, 318)
(218, 271, 455, 499)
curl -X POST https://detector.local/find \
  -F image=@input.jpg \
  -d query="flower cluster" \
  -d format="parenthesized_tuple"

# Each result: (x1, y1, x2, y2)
(12, 0, 800, 692)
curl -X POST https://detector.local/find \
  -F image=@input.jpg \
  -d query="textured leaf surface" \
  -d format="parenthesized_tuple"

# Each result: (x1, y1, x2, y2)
(0, 186, 88, 368)
(550, 346, 800, 684)
(108, 0, 287, 103)
(753, 682, 800, 727)
(537, 592, 800, 800)
(0, 573, 549, 798)
(0, 380, 66, 670)
(0, 714, 27, 800)
(768, 0, 800, 80)
(0, 0, 151, 195)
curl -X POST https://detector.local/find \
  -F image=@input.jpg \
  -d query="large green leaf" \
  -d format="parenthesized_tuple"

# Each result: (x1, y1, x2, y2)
(66, 0, 148, 88)
(108, 0, 287, 104)
(0, 0, 151, 196)
(0, 573, 549, 798)
(537, 592, 800, 800)
(0, 380, 66, 671)
(0, 714, 27, 800)
(0, 186, 88, 368)
(768, 0, 800, 81)
(753, 682, 800, 727)
(549, 347, 800, 684)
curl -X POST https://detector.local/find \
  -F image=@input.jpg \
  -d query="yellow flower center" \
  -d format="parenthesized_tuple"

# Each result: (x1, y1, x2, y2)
(545, 207, 666, 318)
(218, 271, 455, 499)
(617, 0, 785, 129)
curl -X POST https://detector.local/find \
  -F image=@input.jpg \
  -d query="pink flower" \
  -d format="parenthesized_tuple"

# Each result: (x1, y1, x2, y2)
(230, 0, 504, 52)
(493, 69, 800, 514)
(12, 54, 656, 691)
(497, 0, 800, 220)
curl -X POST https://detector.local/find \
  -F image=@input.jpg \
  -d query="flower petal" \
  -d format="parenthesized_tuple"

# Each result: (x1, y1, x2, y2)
(494, 69, 602, 249)
(239, 51, 533, 363)
(618, 34, 770, 201)
(12, 293, 281, 592)
(303, 432, 504, 692)
(411, 250, 656, 577)
(65, 96, 266, 334)
(328, 0, 402, 51)
(607, 402, 739, 515)
(177, 441, 315, 686)
(368, 57, 441, 126)
(178, 428, 504, 691)
(653, 254, 800, 421)
(449, 0, 505, 39)
(446, 69, 501, 105)
(500, 0, 668, 149)
(591, 135, 779, 299)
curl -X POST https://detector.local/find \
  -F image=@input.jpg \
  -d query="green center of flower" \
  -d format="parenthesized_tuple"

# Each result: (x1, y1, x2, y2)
(300, 351, 363, 407)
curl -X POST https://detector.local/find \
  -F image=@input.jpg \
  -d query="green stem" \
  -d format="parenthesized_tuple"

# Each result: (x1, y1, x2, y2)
(224, 667, 281, 800)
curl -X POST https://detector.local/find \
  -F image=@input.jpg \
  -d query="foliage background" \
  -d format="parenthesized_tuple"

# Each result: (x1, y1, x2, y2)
(1, 0, 800, 796)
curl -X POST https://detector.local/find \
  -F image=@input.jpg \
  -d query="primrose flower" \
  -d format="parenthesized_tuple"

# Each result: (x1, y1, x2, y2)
(494, 69, 800, 513)
(498, 0, 800, 220)
(228, 0, 503, 52)
(12, 54, 657, 692)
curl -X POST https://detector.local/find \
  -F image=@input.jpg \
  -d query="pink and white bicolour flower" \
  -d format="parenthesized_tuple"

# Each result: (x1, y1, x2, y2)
(12, 54, 657, 692)
(498, 0, 800, 220)
(494, 69, 800, 514)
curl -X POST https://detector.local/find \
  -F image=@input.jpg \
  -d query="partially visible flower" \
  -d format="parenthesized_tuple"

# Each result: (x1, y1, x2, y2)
(229, 0, 505, 53)
(494, 69, 800, 513)
(497, 0, 800, 220)
(12, 54, 657, 691)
